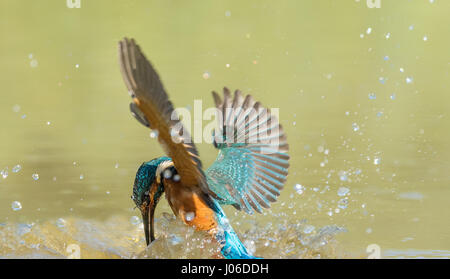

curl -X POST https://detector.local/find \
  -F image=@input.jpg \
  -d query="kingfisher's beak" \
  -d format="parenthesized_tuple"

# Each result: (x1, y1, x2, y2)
(142, 199, 158, 246)
(141, 206, 151, 246)
(149, 199, 157, 244)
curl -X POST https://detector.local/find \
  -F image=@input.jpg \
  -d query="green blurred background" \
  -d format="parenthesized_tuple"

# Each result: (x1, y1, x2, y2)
(0, 0, 449, 258)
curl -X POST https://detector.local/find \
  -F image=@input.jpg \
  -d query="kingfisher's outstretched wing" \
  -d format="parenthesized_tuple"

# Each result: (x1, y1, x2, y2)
(206, 88, 290, 214)
(118, 38, 210, 194)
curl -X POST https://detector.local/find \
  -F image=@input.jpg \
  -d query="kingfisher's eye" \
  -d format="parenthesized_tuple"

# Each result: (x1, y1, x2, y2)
(131, 194, 139, 206)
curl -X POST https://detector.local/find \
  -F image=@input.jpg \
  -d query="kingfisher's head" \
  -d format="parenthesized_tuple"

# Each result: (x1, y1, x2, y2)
(132, 156, 173, 246)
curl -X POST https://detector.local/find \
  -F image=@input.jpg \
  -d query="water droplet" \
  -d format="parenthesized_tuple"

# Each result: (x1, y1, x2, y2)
(338, 198, 349, 209)
(225, 10, 231, 17)
(423, 36, 428, 41)
(225, 63, 230, 68)
(75, 64, 80, 68)
(385, 32, 390, 39)
(294, 184, 304, 195)
(185, 211, 195, 222)
(366, 228, 373, 234)
(339, 172, 348, 181)
(56, 218, 66, 228)
(79, 174, 84, 180)
(337, 187, 350, 197)
(390, 93, 396, 100)
(376, 111, 384, 117)
(316, 201, 323, 210)
(149, 131, 158, 138)
(130, 216, 141, 225)
(12, 165, 22, 173)
(202, 71, 210, 80)
(401, 237, 414, 242)
(406, 77, 413, 84)
(1, 168, 8, 179)
(12, 104, 21, 113)
(173, 174, 181, 182)
(11, 201, 22, 211)
(163, 169, 172, 179)
(373, 157, 381, 165)
(400, 67, 404, 73)
(366, 27, 372, 34)
(30, 59, 38, 68)
(383, 56, 389, 61)
(115, 163, 119, 169)
(32, 173, 39, 181)
(409, 25, 414, 31)
(352, 123, 360, 132)
(368, 93, 376, 100)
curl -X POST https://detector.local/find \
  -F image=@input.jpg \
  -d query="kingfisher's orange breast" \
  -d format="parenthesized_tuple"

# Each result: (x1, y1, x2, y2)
(163, 179, 218, 232)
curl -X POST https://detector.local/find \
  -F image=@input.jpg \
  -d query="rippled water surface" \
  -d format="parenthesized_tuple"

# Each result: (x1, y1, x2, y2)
(1, 0, 449, 258)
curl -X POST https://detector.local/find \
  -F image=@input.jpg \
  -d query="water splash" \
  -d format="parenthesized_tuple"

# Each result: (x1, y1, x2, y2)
(0, 215, 347, 259)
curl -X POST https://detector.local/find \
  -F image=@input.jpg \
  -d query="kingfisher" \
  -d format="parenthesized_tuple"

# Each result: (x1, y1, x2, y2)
(118, 38, 289, 259)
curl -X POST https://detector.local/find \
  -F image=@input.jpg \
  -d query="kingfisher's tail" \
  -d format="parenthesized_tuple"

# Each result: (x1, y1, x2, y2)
(209, 199, 260, 259)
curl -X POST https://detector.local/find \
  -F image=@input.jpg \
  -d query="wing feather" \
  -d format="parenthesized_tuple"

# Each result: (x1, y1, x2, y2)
(206, 88, 289, 214)
(118, 38, 210, 194)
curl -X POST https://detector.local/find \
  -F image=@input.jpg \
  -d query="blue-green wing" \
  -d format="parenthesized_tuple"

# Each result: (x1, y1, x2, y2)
(206, 88, 289, 214)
